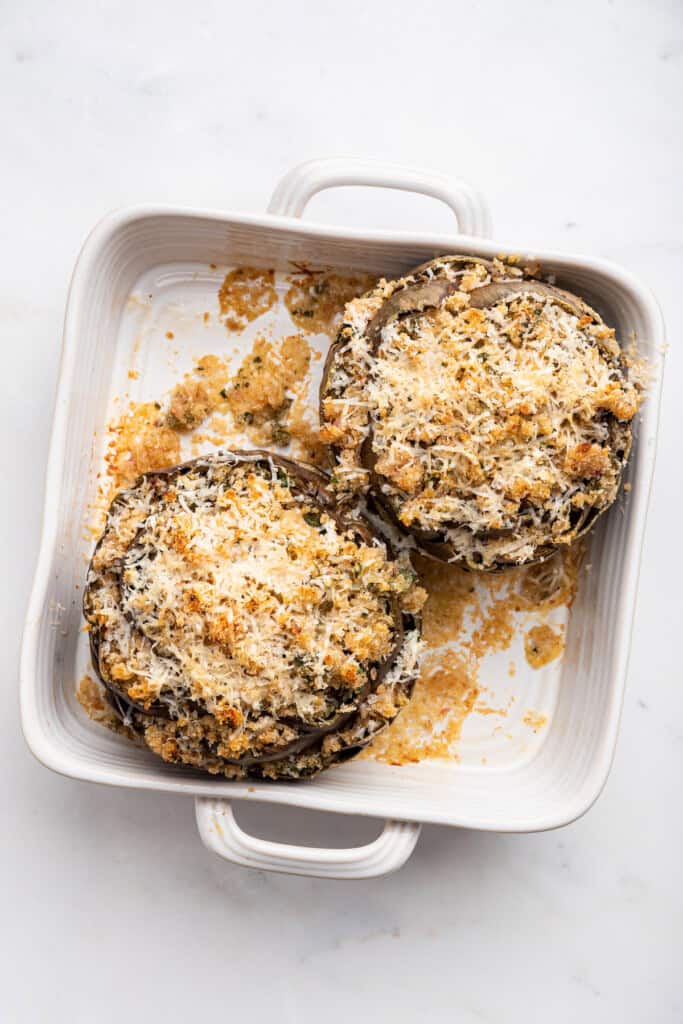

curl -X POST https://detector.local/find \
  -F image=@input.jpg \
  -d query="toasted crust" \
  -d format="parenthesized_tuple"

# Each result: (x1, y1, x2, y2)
(84, 450, 424, 780)
(320, 256, 638, 570)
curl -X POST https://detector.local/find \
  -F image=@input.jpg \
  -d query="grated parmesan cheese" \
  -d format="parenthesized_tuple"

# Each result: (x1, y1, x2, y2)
(321, 257, 641, 569)
(84, 453, 425, 779)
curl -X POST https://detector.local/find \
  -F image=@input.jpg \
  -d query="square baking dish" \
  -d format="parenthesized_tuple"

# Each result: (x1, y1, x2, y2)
(21, 159, 665, 878)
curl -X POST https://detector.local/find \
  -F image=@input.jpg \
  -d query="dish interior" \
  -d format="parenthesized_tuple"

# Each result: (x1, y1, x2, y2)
(27, 211, 662, 828)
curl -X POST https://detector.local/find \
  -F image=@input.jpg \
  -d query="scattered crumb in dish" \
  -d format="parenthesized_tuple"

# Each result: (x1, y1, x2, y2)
(77, 675, 137, 741)
(523, 710, 548, 732)
(104, 401, 181, 492)
(225, 333, 310, 426)
(100, 326, 320, 522)
(167, 353, 230, 430)
(414, 556, 475, 647)
(167, 376, 213, 430)
(284, 268, 376, 337)
(469, 591, 519, 660)
(174, 332, 326, 465)
(218, 267, 277, 332)
(363, 650, 479, 764)
(524, 623, 565, 669)
(87, 401, 183, 537)
(364, 548, 581, 765)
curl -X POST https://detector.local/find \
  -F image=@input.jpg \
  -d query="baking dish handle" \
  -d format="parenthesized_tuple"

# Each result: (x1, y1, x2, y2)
(195, 797, 421, 879)
(267, 157, 492, 238)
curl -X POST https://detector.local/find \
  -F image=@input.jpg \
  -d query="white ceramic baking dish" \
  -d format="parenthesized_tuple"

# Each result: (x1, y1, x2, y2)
(20, 158, 665, 879)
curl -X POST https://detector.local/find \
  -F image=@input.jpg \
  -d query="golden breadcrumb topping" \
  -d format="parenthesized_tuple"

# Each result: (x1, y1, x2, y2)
(322, 258, 640, 567)
(218, 267, 277, 332)
(85, 456, 424, 775)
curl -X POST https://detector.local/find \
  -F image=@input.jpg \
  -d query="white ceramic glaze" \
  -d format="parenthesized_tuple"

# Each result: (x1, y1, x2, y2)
(20, 158, 665, 878)
(195, 798, 421, 879)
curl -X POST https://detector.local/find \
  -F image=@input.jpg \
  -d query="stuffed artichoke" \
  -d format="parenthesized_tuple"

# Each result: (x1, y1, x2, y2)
(84, 451, 424, 780)
(320, 255, 640, 569)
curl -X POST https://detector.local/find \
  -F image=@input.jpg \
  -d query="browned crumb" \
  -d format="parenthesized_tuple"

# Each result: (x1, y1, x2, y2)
(203, 311, 210, 324)
(366, 569, 520, 770)
(523, 710, 548, 732)
(415, 555, 476, 647)
(469, 593, 519, 659)
(77, 675, 137, 740)
(363, 650, 479, 764)
(226, 333, 310, 423)
(564, 442, 610, 479)
(165, 334, 317, 460)
(524, 624, 565, 669)
(167, 378, 211, 430)
(364, 547, 582, 766)
(127, 369, 139, 380)
(284, 271, 376, 337)
(417, 555, 525, 659)
(218, 267, 277, 332)
(104, 401, 181, 492)
(165, 331, 174, 340)
(166, 354, 231, 431)
(193, 353, 232, 403)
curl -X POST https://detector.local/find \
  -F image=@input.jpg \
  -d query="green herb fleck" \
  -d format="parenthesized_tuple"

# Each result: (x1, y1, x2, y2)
(272, 426, 291, 446)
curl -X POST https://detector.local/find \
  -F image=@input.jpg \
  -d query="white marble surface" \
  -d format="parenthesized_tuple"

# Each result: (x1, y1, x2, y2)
(2, 0, 682, 1020)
